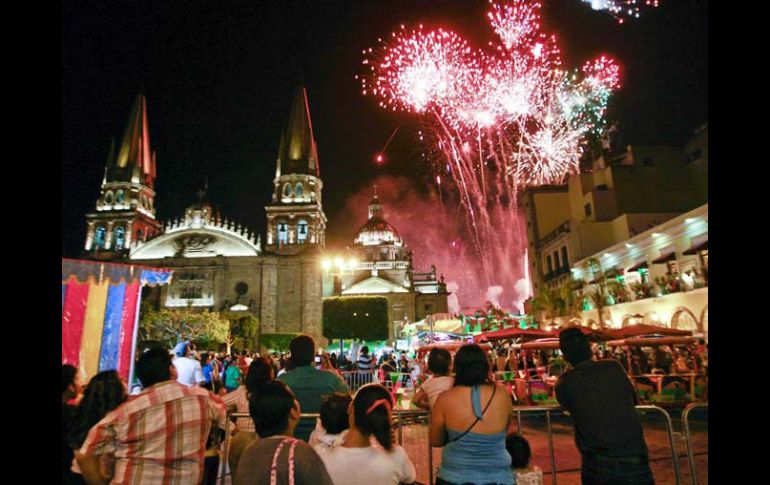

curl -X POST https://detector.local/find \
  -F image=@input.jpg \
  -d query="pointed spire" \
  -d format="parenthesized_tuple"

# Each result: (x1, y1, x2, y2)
(276, 87, 319, 178)
(108, 94, 155, 188)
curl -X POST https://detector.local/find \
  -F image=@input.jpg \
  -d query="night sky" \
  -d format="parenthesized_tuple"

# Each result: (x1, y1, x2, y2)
(63, 0, 707, 258)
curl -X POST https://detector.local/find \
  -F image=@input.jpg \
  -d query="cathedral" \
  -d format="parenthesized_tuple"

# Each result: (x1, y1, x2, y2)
(81, 87, 447, 348)
(325, 192, 449, 341)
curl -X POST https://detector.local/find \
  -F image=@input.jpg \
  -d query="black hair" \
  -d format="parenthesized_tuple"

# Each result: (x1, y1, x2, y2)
(428, 348, 451, 375)
(245, 357, 275, 400)
(69, 370, 127, 449)
(136, 345, 173, 388)
(453, 344, 491, 386)
(506, 434, 532, 469)
(353, 384, 394, 450)
(361, 346, 370, 355)
(289, 334, 315, 367)
(62, 364, 77, 394)
(320, 393, 353, 434)
(559, 328, 592, 365)
(249, 380, 296, 438)
(200, 352, 210, 366)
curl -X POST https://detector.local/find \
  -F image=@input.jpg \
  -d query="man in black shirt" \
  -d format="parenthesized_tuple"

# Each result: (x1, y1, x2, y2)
(556, 328, 654, 485)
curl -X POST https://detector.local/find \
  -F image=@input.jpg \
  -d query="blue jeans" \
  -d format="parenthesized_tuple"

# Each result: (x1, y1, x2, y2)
(582, 454, 655, 485)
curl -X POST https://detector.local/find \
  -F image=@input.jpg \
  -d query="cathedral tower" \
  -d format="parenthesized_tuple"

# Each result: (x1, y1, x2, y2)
(84, 94, 162, 258)
(265, 87, 327, 253)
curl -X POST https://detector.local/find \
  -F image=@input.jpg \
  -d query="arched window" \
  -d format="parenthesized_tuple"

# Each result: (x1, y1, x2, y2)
(297, 219, 308, 243)
(277, 222, 289, 245)
(283, 183, 292, 198)
(114, 226, 126, 250)
(94, 226, 106, 249)
(137, 229, 144, 242)
(115, 189, 125, 203)
(295, 183, 303, 197)
(104, 191, 114, 205)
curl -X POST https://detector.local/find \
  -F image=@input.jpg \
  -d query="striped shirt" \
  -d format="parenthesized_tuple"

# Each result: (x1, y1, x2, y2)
(357, 354, 374, 370)
(79, 380, 227, 485)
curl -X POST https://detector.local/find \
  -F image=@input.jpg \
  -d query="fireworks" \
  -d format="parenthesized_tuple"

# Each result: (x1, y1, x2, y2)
(580, 0, 661, 23)
(360, 1, 622, 309)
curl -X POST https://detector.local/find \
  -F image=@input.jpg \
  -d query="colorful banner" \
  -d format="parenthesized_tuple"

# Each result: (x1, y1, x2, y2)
(61, 259, 173, 382)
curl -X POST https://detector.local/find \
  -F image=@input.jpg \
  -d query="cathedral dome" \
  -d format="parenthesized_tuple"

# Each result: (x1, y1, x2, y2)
(354, 216, 403, 247)
(353, 193, 403, 247)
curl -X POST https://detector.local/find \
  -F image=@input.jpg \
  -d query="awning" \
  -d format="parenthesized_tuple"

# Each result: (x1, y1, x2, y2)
(606, 324, 692, 339)
(627, 260, 648, 272)
(683, 240, 708, 255)
(652, 251, 677, 264)
(62, 258, 174, 383)
(473, 328, 554, 343)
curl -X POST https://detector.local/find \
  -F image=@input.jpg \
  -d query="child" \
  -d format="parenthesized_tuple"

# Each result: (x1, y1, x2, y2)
(411, 347, 453, 409)
(309, 393, 352, 449)
(506, 434, 543, 485)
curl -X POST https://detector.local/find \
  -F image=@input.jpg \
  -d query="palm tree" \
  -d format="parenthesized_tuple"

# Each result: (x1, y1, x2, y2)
(583, 258, 622, 329)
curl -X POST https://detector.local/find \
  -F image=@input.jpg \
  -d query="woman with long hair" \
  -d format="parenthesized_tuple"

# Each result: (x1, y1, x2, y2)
(430, 344, 514, 485)
(67, 370, 128, 485)
(224, 356, 275, 475)
(315, 383, 416, 485)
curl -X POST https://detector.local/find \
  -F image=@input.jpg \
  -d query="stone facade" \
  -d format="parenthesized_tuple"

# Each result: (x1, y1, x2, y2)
(82, 88, 328, 349)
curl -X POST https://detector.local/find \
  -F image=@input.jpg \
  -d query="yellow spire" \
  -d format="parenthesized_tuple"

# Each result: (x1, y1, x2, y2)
(276, 87, 319, 177)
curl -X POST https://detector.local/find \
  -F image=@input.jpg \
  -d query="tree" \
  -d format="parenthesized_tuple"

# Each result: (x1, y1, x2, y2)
(221, 311, 259, 355)
(582, 258, 622, 328)
(323, 296, 389, 341)
(139, 308, 230, 348)
(560, 278, 585, 316)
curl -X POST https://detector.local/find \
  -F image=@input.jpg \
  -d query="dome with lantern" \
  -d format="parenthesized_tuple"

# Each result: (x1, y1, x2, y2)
(353, 194, 404, 247)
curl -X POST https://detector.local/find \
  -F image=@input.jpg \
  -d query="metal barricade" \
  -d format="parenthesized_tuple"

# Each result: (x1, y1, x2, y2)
(682, 402, 708, 485)
(220, 404, 681, 485)
(512, 406, 562, 485)
(221, 409, 433, 484)
(340, 370, 378, 391)
(635, 404, 682, 485)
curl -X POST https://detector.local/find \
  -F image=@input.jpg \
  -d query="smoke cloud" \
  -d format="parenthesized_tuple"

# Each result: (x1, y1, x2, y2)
(331, 175, 531, 311)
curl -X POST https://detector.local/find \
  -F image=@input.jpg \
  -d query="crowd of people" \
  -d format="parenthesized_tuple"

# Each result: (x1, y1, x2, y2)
(62, 329, 667, 485)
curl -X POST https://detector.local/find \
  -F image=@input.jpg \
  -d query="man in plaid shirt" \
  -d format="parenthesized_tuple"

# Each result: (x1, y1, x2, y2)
(76, 346, 227, 484)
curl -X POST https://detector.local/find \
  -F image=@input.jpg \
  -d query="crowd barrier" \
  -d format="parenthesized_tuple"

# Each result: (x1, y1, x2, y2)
(339, 370, 378, 391)
(682, 402, 708, 485)
(221, 403, 698, 485)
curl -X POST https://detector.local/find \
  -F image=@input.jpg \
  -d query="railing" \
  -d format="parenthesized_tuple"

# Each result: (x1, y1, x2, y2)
(635, 405, 682, 485)
(221, 404, 688, 485)
(221, 409, 432, 485)
(682, 402, 708, 485)
(339, 370, 378, 391)
(512, 406, 561, 485)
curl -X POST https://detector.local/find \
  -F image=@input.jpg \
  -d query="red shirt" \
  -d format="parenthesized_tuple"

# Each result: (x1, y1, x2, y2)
(79, 380, 227, 484)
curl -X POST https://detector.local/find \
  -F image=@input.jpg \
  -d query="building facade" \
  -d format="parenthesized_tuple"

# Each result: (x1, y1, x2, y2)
(323, 192, 450, 343)
(568, 203, 708, 338)
(521, 125, 709, 296)
(82, 88, 328, 347)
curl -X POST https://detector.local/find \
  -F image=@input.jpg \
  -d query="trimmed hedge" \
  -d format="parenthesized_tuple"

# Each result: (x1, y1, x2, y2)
(323, 296, 389, 341)
(260, 333, 298, 352)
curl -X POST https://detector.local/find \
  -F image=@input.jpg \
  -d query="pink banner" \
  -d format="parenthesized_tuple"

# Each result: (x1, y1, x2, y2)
(118, 281, 140, 380)
(62, 279, 90, 365)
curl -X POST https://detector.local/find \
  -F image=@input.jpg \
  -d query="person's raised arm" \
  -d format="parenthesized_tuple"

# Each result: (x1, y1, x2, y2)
(429, 393, 448, 447)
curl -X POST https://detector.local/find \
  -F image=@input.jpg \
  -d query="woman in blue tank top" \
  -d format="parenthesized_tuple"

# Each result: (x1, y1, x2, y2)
(430, 344, 515, 485)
